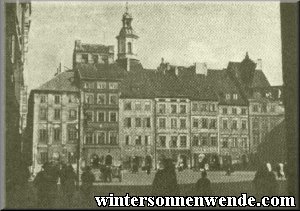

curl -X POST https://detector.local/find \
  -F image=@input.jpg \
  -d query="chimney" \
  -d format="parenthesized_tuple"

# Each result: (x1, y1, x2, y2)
(55, 62, 62, 76)
(108, 45, 114, 54)
(126, 58, 130, 72)
(161, 57, 164, 64)
(175, 66, 179, 76)
(195, 62, 207, 75)
(256, 59, 262, 70)
(75, 40, 81, 50)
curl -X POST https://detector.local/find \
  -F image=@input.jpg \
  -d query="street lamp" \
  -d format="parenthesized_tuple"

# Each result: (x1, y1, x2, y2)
(75, 123, 80, 190)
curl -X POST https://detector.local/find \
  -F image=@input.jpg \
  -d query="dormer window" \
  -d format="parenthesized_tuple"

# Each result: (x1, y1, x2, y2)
(82, 54, 88, 63)
(225, 94, 231, 100)
(233, 94, 238, 100)
(92, 54, 99, 64)
(127, 42, 132, 54)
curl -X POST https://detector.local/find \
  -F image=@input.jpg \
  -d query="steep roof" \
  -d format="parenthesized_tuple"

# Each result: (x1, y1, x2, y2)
(35, 70, 78, 92)
(251, 69, 271, 88)
(74, 43, 112, 54)
(207, 69, 248, 106)
(77, 63, 125, 80)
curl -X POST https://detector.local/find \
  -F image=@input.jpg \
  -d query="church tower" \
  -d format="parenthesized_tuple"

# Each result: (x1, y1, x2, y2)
(116, 3, 139, 67)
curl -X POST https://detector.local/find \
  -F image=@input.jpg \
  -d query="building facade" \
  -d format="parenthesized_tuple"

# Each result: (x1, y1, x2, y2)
(26, 5, 285, 176)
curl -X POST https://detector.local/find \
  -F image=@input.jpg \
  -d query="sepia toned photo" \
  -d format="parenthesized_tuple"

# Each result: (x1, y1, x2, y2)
(2, 0, 298, 209)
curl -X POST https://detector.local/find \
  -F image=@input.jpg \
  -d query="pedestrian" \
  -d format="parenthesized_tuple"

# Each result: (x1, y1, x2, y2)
(253, 163, 278, 198)
(59, 163, 67, 192)
(61, 164, 77, 207)
(195, 171, 212, 196)
(152, 158, 180, 196)
(277, 162, 285, 179)
(33, 162, 58, 208)
(81, 166, 95, 207)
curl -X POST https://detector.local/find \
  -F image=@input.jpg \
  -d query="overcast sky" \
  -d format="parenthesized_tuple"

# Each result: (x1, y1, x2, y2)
(24, 1, 283, 92)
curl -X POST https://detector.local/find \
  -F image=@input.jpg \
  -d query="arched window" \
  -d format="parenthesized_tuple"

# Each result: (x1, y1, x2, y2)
(127, 42, 132, 54)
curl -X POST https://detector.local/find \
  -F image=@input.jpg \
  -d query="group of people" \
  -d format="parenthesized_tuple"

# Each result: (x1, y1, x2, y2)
(33, 162, 95, 208)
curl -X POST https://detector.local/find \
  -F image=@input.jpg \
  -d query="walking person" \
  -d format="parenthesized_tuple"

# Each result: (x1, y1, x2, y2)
(253, 162, 278, 198)
(152, 158, 180, 196)
(81, 166, 95, 207)
(61, 164, 77, 207)
(33, 162, 59, 208)
(195, 171, 212, 196)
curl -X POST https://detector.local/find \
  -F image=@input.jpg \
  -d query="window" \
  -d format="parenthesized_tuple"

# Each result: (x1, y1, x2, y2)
(54, 95, 60, 104)
(144, 118, 151, 128)
(241, 108, 247, 115)
(135, 102, 142, 110)
(209, 119, 217, 129)
(223, 119, 228, 129)
(109, 132, 118, 145)
(54, 109, 61, 120)
(232, 120, 238, 130)
(222, 108, 228, 114)
(226, 94, 231, 100)
(253, 119, 259, 129)
(192, 103, 198, 112)
(125, 136, 130, 145)
(232, 138, 238, 148)
(97, 82, 106, 89)
(170, 136, 177, 148)
(253, 105, 259, 112)
(192, 136, 199, 146)
(201, 136, 208, 146)
(209, 104, 216, 112)
(110, 112, 117, 122)
(192, 118, 199, 128)
(40, 152, 48, 164)
(83, 82, 88, 89)
(68, 128, 77, 143)
(165, 118, 174, 130)
(159, 136, 166, 148)
(222, 138, 228, 148)
(180, 105, 186, 114)
(53, 128, 61, 142)
(270, 105, 276, 112)
(145, 102, 151, 111)
(158, 104, 166, 114)
(109, 94, 118, 105)
(85, 93, 94, 104)
(171, 105, 177, 114)
(85, 133, 93, 145)
(180, 136, 187, 148)
(242, 120, 247, 130)
(135, 118, 142, 127)
(68, 152, 76, 164)
(124, 118, 131, 128)
(211, 136, 217, 146)
(69, 109, 77, 120)
(82, 54, 88, 63)
(253, 133, 260, 145)
(97, 94, 105, 104)
(233, 94, 238, 100)
(232, 108, 237, 115)
(87, 82, 94, 89)
(135, 136, 142, 145)
(262, 104, 267, 113)
(180, 119, 186, 129)
(68, 95, 78, 103)
(85, 111, 93, 122)
(201, 118, 208, 129)
(93, 54, 99, 63)
(39, 129, 47, 143)
(159, 118, 166, 129)
(201, 104, 208, 112)
(97, 132, 105, 145)
(145, 136, 150, 146)
(40, 95, 46, 103)
(127, 42, 132, 54)
(109, 82, 118, 90)
(97, 112, 105, 122)
(124, 102, 132, 110)
(40, 108, 47, 120)
(242, 138, 248, 148)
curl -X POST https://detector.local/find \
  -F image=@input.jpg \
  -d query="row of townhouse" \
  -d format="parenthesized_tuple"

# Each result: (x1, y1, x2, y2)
(24, 8, 284, 175)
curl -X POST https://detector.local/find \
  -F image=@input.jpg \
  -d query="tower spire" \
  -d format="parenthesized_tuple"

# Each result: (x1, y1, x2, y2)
(126, 2, 129, 13)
